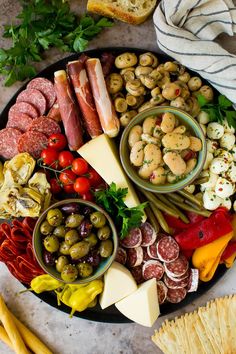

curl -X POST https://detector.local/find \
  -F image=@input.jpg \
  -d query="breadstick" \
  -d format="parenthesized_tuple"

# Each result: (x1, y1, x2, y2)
(0, 325, 14, 350)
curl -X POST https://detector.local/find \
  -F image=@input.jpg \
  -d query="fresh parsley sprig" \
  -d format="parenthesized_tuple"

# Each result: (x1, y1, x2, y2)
(95, 183, 147, 239)
(0, 0, 113, 86)
(197, 94, 236, 129)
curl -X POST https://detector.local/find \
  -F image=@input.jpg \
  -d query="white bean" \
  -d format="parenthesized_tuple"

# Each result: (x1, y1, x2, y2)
(150, 167, 166, 185)
(128, 125, 143, 148)
(160, 112, 176, 133)
(130, 141, 146, 166)
(163, 152, 186, 176)
(162, 133, 190, 150)
(189, 136, 202, 152)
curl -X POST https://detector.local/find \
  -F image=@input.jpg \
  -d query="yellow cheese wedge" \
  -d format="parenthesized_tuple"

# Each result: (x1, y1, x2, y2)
(78, 134, 141, 209)
(99, 262, 137, 309)
(115, 279, 160, 327)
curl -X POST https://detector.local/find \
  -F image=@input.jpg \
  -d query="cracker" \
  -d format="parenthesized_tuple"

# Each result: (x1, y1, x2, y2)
(184, 311, 205, 354)
(226, 294, 236, 353)
(193, 311, 216, 354)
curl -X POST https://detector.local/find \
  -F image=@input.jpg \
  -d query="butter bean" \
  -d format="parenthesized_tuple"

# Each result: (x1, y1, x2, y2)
(130, 141, 146, 166)
(138, 144, 162, 179)
(172, 125, 186, 134)
(143, 116, 157, 134)
(189, 136, 202, 152)
(150, 167, 166, 185)
(162, 133, 190, 150)
(184, 158, 197, 174)
(163, 152, 186, 176)
(160, 112, 176, 133)
(141, 133, 160, 146)
(128, 125, 143, 148)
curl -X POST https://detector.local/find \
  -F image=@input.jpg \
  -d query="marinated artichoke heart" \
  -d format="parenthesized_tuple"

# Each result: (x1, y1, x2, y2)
(3, 153, 35, 185)
(28, 172, 50, 195)
(0, 162, 4, 188)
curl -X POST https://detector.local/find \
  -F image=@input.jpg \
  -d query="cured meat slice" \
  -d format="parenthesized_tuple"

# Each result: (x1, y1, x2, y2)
(187, 269, 199, 293)
(140, 222, 156, 247)
(130, 265, 144, 285)
(16, 88, 47, 116)
(166, 269, 190, 282)
(0, 128, 22, 159)
(167, 287, 187, 304)
(47, 101, 61, 122)
(156, 236, 179, 263)
(156, 281, 168, 305)
(7, 113, 33, 132)
(164, 254, 189, 278)
(9, 102, 38, 119)
(27, 77, 56, 109)
(28, 116, 61, 137)
(163, 274, 189, 289)
(115, 247, 127, 265)
(147, 241, 159, 259)
(142, 247, 152, 262)
(120, 228, 142, 248)
(17, 131, 48, 159)
(142, 260, 164, 281)
(100, 52, 115, 77)
(126, 247, 143, 268)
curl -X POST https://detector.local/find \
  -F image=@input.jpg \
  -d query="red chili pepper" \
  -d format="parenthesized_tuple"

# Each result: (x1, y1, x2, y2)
(175, 209, 233, 250)
(220, 241, 236, 261)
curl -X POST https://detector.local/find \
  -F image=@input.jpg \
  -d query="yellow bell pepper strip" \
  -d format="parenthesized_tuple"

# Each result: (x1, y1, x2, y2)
(69, 280, 103, 317)
(223, 252, 236, 268)
(21, 274, 63, 294)
(192, 231, 233, 282)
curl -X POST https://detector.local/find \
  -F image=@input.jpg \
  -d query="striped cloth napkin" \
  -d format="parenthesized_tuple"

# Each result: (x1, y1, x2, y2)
(153, 0, 236, 104)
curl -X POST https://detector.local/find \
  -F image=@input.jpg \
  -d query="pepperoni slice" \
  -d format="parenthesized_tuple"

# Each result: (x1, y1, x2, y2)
(7, 112, 33, 132)
(156, 281, 168, 304)
(9, 102, 38, 119)
(0, 128, 22, 159)
(130, 265, 144, 285)
(126, 247, 143, 268)
(28, 116, 61, 137)
(120, 228, 142, 248)
(115, 247, 127, 265)
(140, 222, 157, 247)
(163, 273, 189, 289)
(167, 287, 187, 303)
(17, 131, 48, 158)
(142, 260, 164, 281)
(164, 254, 189, 278)
(27, 77, 56, 109)
(156, 236, 179, 263)
(17, 88, 47, 116)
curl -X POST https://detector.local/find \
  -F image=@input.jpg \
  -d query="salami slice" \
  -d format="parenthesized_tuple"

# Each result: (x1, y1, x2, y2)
(142, 247, 152, 262)
(166, 269, 190, 282)
(167, 287, 187, 303)
(147, 241, 159, 259)
(187, 269, 199, 293)
(7, 113, 33, 132)
(27, 77, 56, 109)
(156, 281, 168, 305)
(28, 116, 61, 137)
(120, 228, 142, 248)
(142, 260, 164, 281)
(156, 236, 179, 263)
(115, 247, 127, 265)
(140, 222, 156, 247)
(9, 102, 38, 119)
(164, 254, 189, 278)
(163, 273, 189, 289)
(16, 89, 47, 116)
(126, 247, 143, 268)
(17, 131, 48, 158)
(130, 265, 144, 285)
(0, 128, 22, 159)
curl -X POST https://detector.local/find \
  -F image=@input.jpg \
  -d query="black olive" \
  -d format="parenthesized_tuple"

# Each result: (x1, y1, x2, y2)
(43, 250, 56, 266)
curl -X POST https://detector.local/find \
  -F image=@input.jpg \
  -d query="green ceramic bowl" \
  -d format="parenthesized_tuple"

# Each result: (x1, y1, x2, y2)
(120, 106, 207, 194)
(33, 199, 118, 284)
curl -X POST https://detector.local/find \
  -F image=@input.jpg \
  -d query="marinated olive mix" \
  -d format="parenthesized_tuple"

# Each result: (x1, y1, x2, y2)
(40, 204, 114, 281)
(128, 113, 203, 184)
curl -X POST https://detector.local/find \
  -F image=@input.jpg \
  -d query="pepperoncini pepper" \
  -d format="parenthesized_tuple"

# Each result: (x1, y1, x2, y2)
(20, 274, 63, 294)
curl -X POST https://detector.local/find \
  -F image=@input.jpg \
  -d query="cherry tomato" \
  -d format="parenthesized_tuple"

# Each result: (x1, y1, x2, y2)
(82, 191, 94, 202)
(87, 168, 103, 187)
(58, 151, 74, 168)
(59, 170, 77, 186)
(41, 148, 59, 168)
(48, 133, 67, 151)
(74, 177, 91, 194)
(50, 178, 62, 194)
(63, 184, 75, 194)
(72, 158, 89, 176)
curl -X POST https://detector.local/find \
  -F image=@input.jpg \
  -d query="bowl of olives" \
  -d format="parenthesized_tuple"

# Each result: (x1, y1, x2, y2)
(33, 199, 118, 284)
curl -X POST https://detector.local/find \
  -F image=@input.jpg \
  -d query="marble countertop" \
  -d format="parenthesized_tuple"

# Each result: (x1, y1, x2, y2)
(0, 1, 236, 353)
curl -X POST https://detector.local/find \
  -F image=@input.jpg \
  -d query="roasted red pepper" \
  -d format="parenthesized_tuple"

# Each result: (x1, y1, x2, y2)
(220, 241, 236, 261)
(175, 209, 233, 250)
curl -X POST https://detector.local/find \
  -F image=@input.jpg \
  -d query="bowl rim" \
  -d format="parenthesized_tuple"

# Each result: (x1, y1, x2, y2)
(119, 106, 207, 194)
(33, 198, 118, 284)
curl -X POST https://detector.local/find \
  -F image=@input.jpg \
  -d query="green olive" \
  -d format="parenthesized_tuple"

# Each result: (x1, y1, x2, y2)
(53, 225, 67, 238)
(65, 214, 84, 228)
(99, 239, 113, 258)
(46, 208, 63, 227)
(59, 241, 71, 255)
(77, 262, 93, 278)
(69, 241, 90, 260)
(65, 229, 79, 246)
(61, 264, 78, 282)
(40, 220, 54, 235)
(84, 233, 98, 247)
(43, 235, 60, 253)
(90, 211, 106, 228)
(97, 225, 111, 240)
(56, 256, 69, 273)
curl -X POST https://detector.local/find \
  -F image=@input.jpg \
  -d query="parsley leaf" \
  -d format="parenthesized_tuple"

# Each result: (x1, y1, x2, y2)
(95, 183, 147, 239)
